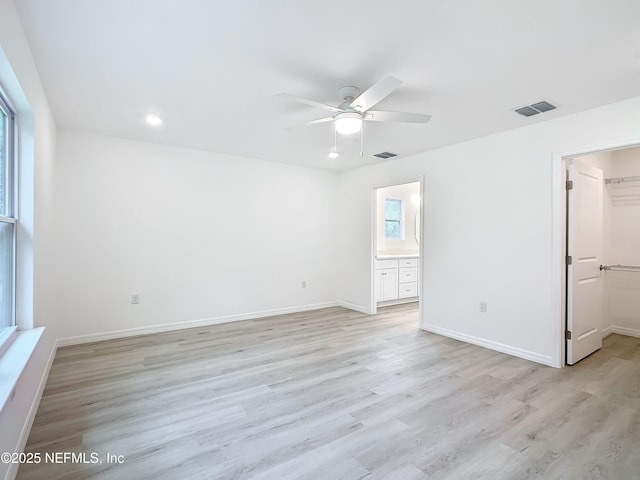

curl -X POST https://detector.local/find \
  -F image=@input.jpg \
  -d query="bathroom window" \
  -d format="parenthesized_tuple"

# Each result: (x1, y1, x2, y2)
(384, 198, 403, 240)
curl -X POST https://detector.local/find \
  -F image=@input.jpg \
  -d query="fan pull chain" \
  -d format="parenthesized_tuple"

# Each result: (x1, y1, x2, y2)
(360, 120, 364, 157)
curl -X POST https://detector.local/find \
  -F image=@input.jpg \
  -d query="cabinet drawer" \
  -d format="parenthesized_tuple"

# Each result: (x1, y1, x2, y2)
(399, 257, 418, 267)
(398, 283, 418, 298)
(375, 259, 398, 269)
(399, 267, 417, 283)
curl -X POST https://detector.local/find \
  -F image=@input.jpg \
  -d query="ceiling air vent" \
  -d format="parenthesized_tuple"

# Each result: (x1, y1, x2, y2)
(515, 106, 540, 117)
(515, 100, 557, 117)
(373, 151, 398, 159)
(530, 101, 556, 113)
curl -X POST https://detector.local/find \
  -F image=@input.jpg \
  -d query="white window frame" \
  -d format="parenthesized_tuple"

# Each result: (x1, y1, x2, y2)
(384, 197, 404, 240)
(0, 86, 16, 342)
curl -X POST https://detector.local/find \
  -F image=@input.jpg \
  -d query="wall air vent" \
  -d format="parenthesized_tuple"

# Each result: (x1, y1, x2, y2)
(515, 101, 557, 117)
(373, 152, 398, 159)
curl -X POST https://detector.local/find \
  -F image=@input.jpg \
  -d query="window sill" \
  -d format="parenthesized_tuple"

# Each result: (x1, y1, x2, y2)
(0, 327, 44, 414)
(0, 326, 18, 357)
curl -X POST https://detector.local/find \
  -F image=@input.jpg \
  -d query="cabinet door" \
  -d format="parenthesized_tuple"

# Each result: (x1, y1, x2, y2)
(380, 269, 398, 301)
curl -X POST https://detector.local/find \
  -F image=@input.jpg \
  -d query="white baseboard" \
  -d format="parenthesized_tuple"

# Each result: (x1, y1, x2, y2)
(5, 341, 57, 480)
(421, 323, 555, 367)
(610, 325, 640, 339)
(57, 302, 344, 347)
(376, 298, 419, 308)
(602, 326, 613, 339)
(337, 301, 372, 314)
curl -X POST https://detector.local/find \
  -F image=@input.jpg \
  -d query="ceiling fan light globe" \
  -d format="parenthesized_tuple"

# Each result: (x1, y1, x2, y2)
(334, 112, 362, 135)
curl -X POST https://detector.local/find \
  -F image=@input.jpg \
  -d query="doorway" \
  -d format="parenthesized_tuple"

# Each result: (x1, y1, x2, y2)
(563, 146, 640, 365)
(372, 180, 424, 316)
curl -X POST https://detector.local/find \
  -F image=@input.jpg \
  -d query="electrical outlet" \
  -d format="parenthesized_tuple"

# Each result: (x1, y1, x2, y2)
(131, 294, 140, 305)
(301, 281, 307, 289)
(479, 301, 487, 313)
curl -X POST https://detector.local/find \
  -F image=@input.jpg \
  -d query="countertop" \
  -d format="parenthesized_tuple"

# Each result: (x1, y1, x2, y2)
(376, 252, 419, 259)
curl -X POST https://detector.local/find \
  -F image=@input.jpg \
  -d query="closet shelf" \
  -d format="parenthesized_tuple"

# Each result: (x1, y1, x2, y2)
(600, 264, 640, 272)
(605, 175, 640, 184)
(605, 175, 640, 204)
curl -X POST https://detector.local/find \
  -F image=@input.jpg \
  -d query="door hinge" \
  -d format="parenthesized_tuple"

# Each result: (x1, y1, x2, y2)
(566, 180, 574, 190)
(565, 330, 572, 340)
(566, 255, 572, 265)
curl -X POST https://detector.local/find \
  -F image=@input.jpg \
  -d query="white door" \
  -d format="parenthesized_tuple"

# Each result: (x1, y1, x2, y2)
(566, 159, 603, 365)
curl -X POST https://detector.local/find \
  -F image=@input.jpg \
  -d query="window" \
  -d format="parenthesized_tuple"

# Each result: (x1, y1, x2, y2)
(0, 89, 15, 331)
(384, 198, 403, 240)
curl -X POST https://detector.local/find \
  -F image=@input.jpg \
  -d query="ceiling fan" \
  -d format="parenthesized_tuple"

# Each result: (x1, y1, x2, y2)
(278, 76, 431, 157)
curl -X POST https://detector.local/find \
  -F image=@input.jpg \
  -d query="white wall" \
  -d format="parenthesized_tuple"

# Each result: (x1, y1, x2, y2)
(0, 1, 57, 479)
(605, 147, 640, 335)
(376, 182, 420, 255)
(53, 130, 339, 342)
(338, 95, 640, 367)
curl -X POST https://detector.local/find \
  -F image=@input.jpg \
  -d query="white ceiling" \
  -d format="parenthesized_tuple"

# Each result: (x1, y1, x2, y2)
(15, 0, 640, 171)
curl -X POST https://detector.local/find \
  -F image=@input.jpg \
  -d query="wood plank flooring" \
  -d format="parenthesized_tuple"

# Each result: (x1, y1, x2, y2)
(18, 304, 640, 479)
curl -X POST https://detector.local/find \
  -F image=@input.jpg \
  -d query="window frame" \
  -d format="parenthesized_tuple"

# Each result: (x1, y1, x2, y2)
(0, 87, 16, 333)
(384, 197, 404, 240)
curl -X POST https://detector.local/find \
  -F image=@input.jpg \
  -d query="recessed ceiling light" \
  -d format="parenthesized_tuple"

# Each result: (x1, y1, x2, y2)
(145, 114, 163, 126)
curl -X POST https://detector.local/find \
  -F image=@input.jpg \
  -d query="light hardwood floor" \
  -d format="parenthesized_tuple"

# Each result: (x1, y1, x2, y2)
(18, 304, 640, 479)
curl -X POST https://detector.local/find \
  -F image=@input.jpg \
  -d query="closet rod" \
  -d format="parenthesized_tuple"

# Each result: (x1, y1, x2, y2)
(604, 175, 640, 184)
(600, 264, 640, 272)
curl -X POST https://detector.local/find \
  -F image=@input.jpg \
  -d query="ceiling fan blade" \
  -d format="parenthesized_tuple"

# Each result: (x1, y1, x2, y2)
(349, 76, 402, 112)
(304, 116, 335, 125)
(365, 110, 432, 124)
(277, 92, 343, 113)
(284, 116, 334, 129)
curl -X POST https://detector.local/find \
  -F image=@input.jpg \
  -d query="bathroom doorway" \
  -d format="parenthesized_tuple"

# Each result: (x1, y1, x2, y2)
(372, 180, 423, 316)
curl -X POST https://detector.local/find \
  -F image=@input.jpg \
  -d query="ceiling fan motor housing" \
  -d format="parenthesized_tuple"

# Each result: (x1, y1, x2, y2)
(338, 86, 360, 104)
